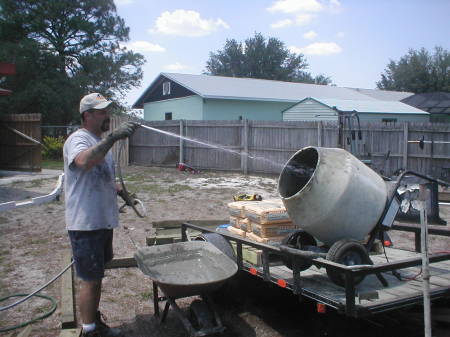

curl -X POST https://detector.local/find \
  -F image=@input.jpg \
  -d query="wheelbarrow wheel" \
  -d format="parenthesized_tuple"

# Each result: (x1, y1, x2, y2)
(190, 299, 214, 330)
(281, 230, 317, 271)
(325, 239, 369, 287)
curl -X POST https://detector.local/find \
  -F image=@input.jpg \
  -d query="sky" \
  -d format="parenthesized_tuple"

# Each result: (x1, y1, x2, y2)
(114, 0, 450, 108)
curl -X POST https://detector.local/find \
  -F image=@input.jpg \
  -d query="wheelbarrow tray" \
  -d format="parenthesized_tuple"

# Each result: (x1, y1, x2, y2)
(135, 241, 237, 298)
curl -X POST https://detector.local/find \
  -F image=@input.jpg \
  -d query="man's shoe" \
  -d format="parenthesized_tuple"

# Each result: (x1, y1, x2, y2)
(95, 311, 123, 337)
(81, 328, 102, 337)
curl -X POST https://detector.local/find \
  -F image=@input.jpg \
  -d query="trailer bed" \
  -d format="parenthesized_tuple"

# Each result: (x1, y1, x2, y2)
(243, 247, 450, 316)
(181, 223, 450, 318)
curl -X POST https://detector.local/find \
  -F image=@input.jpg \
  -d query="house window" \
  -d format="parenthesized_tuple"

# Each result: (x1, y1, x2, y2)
(162, 81, 171, 96)
(165, 112, 172, 120)
(382, 118, 397, 125)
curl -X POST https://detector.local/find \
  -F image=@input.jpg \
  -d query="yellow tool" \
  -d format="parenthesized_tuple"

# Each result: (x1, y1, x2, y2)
(233, 193, 263, 201)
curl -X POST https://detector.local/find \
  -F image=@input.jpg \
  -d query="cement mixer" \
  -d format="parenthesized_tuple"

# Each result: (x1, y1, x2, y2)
(278, 146, 450, 286)
(277, 147, 405, 286)
(279, 146, 387, 246)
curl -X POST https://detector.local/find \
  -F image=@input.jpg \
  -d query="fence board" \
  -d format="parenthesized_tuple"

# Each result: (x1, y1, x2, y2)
(126, 119, 450, 178)
(0, 113, 42, 171)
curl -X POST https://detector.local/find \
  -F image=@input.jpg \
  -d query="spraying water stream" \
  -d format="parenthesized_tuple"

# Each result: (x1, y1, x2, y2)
(139, 124, 314, 179)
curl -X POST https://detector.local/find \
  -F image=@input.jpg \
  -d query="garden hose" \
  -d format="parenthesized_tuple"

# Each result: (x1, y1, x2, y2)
(0, 260, 74, 332)
(0, 293, 57, 332)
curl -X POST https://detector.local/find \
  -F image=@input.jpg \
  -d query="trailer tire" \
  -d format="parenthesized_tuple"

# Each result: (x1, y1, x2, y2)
(196, 233, 235, 261)
(281, 230, 317, 271)
(326, 239, 369, 287)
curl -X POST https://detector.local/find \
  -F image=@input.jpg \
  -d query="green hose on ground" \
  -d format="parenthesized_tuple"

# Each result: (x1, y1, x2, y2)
(0, 293, 57, 332)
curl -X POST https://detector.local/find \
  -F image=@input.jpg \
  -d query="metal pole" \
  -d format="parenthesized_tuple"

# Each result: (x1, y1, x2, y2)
(179, 120, 184, 164)
(419, 184, 431, 337)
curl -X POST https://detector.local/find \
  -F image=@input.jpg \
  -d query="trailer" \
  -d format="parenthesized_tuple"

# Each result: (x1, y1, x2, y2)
(180, 222, 450, 318)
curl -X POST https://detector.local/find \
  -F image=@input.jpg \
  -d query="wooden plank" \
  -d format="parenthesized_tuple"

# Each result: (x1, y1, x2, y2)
(61, 252, 76, 329)
(105, 257, 137, 269)
(152, 219, 228, 228)
(429, 275, 450, 287)
(403, 122, 408, 168)
(16, 325, 32, 337)
(59, 329, 82, 337)
(241, 118, 248, 174)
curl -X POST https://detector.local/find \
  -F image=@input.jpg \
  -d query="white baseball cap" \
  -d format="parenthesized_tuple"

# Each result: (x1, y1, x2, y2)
(79, 93, 112, 114)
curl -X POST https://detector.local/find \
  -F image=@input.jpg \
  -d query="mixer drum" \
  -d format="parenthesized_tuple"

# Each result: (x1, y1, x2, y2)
(278, 147, 387, 246)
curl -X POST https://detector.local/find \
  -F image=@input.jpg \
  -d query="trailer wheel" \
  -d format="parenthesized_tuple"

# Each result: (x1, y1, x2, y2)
(195, 233, 235, 261)
(326, 239, 369, 287)
(281, 230, 317, 271)
(190, 299, 214, 330)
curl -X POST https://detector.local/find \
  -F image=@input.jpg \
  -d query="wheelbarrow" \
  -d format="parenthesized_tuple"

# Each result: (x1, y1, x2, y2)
(134, 241, 238, 337)
(277, 146, 450, 287)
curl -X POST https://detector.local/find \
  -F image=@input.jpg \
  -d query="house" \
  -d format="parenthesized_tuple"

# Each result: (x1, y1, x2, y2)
(401, 92, 450, 123)
(282, 97, 429, 124)
(133, 73, 418, 122)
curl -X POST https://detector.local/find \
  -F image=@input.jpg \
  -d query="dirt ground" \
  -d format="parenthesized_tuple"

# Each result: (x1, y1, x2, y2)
(0, 165, 449, 337)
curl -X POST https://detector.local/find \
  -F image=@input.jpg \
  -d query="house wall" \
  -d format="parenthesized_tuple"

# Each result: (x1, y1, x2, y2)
(358, 113, 429, 123)
(283, 99, 429, 123)
(283, 99, 337, 121)
(143, 95, 204, 121)
(429, 114, 450, 123)
(203, 99, 292, 120)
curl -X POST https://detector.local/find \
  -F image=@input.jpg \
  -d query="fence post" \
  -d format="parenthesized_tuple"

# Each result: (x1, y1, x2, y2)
(241, 119, 248, 174)
(317, 121, 322, 147)
(179, 120, 184, 164)
(403, 122, 408, 169)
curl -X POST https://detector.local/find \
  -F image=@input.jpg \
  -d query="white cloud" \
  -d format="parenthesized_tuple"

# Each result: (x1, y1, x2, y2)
(122, 41, 165, 53)
(329, 0, 342, 11)
(303, 30, 317, 40)
(267, 0, 323, 13)
(270, 19, 293, 29)
(337, 31, 345, 38)
(289, 42, 342, 55)
(115, 0, 134, 5)
(165, 62, 189, 71)
(151, 10, 230, 37)
(295, 14, 314, 25)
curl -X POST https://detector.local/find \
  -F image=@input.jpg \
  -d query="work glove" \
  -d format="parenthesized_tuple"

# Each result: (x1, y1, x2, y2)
(109, 121, 140, 142)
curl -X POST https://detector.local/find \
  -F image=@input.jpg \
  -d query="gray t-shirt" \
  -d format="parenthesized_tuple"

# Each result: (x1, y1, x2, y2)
(63, 129, 119, 231)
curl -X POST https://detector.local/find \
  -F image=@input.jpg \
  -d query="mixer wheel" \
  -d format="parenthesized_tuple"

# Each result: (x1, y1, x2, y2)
(281, 230, 317, 271)
(326, 239, 370, 287)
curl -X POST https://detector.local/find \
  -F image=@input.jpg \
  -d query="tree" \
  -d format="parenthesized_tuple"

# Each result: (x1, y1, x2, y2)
(377, 46, 450, 93)
(205, 32, 332, 85)
(0, 0, 145, 124)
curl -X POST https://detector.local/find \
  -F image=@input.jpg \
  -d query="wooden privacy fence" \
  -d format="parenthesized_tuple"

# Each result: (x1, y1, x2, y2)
(109, 115, 131, 168)
(0, 113, 42, 171)
(115, 117, 450, 179)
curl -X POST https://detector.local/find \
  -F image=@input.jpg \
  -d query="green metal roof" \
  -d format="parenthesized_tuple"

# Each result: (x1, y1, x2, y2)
(301, 97, 429, 114)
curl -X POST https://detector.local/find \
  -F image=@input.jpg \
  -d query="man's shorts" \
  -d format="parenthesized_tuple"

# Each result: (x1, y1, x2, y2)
(68, 229, 113, 281)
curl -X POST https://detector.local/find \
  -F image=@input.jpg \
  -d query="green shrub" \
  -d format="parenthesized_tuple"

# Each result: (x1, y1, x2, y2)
(42, 136, 65, 160)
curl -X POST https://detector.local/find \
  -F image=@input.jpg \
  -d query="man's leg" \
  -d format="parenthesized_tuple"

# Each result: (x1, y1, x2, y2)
(79, 279, 102, 324)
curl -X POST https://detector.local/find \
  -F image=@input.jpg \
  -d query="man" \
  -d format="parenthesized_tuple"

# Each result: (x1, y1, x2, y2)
(63, 93, 139, 337)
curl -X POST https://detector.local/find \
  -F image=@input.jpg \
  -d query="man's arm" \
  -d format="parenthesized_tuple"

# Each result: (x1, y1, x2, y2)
(74, 122, 139, 170)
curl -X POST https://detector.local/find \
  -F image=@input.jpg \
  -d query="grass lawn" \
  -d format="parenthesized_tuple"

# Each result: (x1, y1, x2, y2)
(41, 159, 64, 170)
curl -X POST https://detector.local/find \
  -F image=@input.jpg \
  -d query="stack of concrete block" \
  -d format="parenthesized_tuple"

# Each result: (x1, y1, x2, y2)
(227, 199, 298, 243)
(227, 201, 255, 237)
(245, 199, 297, 243)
